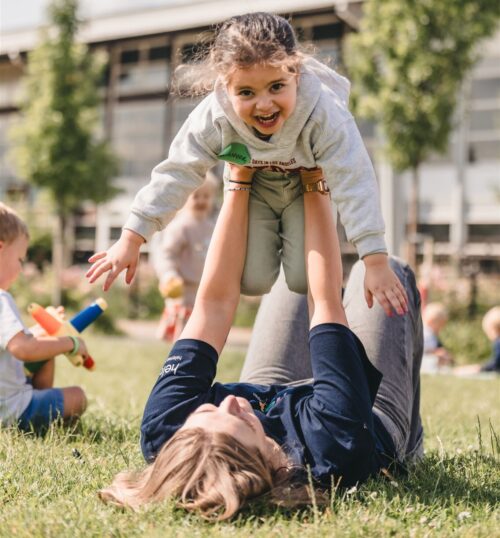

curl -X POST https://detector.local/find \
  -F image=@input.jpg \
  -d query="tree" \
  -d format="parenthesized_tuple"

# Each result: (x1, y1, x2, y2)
(346, 0, 500, 268)
(11, 0, 118, 303)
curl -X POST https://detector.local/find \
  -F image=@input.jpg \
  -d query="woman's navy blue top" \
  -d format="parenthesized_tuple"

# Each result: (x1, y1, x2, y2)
(140, 323, 397, 488)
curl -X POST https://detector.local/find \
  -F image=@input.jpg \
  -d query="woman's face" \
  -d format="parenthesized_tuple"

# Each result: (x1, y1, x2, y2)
(226, 64, 298, 136)
(182, 395, 274, 458)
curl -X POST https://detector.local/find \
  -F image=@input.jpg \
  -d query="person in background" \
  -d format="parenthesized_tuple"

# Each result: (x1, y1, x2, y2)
(0, 203, 87, 432)
(421, 302, 454, 374)
(151, 174, 218, 341)
(455, 306, 500, 376)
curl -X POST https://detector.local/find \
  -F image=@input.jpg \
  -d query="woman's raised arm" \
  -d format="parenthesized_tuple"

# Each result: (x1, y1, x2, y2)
(303, 177, 347, 328)
(180, 166, 252, 354)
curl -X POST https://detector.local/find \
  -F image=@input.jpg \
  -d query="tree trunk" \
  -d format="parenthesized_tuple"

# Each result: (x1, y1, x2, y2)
(51, 212, 64, 306)
(406, 166, 419, 270)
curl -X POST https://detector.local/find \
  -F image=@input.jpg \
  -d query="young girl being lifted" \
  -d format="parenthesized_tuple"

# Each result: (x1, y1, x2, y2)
(87, 12, 408, 317)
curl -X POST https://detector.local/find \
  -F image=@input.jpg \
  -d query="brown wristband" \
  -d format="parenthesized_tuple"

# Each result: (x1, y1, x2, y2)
(300, 168, 325, 186)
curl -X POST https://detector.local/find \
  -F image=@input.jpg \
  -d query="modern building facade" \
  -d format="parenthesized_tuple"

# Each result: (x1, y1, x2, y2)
(1, 0, 499, 269)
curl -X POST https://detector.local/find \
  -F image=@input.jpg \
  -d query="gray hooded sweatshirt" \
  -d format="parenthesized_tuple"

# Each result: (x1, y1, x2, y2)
(124, 58, 386, 259)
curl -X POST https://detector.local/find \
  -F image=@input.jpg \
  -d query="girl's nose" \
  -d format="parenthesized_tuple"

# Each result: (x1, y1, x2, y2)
(256, 96, 273, 112)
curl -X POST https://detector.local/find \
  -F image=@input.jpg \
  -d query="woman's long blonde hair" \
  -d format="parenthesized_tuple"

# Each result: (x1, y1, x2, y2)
(99, 427, 297, 520)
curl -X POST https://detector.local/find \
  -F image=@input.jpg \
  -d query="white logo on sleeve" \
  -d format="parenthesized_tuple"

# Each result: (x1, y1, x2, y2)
(159, 355, 182, 377)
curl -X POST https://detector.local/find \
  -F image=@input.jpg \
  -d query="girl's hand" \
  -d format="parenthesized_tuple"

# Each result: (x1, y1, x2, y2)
(86, 229, 145, 291)
(363, 254, 408, 316)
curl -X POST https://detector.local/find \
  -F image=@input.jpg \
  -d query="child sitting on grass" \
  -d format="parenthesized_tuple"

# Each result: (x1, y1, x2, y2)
(0, 203, 87, 432)
(455, 306, 500, 376)
(421, 302, 454, 373)
(152, 175, 217, 342)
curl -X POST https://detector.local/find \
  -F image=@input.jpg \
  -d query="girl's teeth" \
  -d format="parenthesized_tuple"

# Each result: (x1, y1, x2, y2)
(258, 113, 278, 123)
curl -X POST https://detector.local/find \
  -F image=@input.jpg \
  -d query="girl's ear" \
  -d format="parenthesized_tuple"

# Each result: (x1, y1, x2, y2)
(0, 240, 4, 252)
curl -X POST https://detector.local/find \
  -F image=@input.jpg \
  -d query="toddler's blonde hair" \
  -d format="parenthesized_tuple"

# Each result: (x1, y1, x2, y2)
(0, 202, 29, 244)
(423, 302, 448, 324)
(482, 306, 500, 338)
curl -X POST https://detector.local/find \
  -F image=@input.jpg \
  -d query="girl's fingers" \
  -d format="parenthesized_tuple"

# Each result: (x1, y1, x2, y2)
(88, 251, 107, 263)
(88, 260, 113, 283)
(395, 283, 409, 312)
(374, 292, 392, 316)
(86, 252, 107, 278)
(386, 289, 405, 316)
(125, 260, 137, 284)
(103, 266, 122, 291)
(364, 287, 374, 308)
(86, 258, 108, 278)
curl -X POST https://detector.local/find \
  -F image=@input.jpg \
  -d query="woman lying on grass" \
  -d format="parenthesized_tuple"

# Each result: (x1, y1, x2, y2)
(100, 166, 424, 519)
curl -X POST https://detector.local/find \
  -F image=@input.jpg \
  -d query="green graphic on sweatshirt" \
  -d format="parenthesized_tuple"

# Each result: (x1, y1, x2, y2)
(217, 143, 251, 165)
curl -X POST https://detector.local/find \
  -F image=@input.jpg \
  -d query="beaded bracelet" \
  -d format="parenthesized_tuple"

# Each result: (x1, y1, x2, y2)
(227, 186, 252, 192)
(68, 335, 80, 356)
(228, 179, 252, 185)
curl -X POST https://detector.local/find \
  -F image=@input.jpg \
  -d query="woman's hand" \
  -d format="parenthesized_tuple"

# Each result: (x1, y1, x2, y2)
(86, 229, 145, 291)
(363, 253, 408, 316)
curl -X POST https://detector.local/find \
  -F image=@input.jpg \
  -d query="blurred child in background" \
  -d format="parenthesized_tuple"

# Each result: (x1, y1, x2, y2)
(421, 302, 454, 374)
(0, 203, 87, 432)
(455, 306, 500, 376)
(480, 306, 500, 372)
(152, 174, 218, 341)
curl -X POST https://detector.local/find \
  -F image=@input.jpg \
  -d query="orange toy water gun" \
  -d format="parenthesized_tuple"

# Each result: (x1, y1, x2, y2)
(28, 298, 107, 371)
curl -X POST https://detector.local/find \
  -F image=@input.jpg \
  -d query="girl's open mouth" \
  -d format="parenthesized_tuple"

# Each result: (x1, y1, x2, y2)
(254, 111, 280, 128)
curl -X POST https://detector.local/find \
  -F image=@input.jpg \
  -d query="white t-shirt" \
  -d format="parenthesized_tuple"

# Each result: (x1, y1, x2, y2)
(0, 289, 32, 424)
(423, 326, 439, 352)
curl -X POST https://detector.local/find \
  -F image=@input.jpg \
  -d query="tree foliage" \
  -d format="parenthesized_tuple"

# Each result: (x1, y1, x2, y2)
(11, 0, 118, 214)
(346, 0, 500, 171)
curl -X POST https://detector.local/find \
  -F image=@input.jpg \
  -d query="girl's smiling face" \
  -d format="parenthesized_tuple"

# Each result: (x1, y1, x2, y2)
(226, 64, 298, 136)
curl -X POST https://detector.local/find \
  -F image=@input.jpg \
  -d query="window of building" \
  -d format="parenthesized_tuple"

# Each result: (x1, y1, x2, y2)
(467, 224, 500, 242)
(417, 224, 451, 242)
(112, 100, 167, 177)
(0, 62, 24, 108)
(116, 40, 171, 95)
(0, 113, 20, 188)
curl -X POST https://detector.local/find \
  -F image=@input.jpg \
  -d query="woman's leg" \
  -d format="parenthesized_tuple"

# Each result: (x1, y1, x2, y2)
(343, 257, 423, 460)
(241, 256, 423, 459)
(239, 271, 312, 384)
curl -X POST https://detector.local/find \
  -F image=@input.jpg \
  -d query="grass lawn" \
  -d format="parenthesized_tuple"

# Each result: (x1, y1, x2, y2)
(1, 333, 499, 537)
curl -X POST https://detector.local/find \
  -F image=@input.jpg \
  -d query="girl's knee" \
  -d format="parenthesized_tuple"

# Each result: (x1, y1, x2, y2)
(240, 271, 278, 296)
(283, 268, 307, 295)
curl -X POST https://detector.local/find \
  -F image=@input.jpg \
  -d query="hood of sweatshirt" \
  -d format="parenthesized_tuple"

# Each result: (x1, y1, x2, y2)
(213, 57, 351, 152)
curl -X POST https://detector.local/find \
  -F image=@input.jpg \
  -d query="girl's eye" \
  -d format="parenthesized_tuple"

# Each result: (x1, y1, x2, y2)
(271, 83, 285, 92)
(238, 89, 253, 97)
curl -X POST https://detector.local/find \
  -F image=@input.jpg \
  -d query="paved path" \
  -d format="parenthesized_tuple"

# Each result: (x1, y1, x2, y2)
(117, 319, 253, 349)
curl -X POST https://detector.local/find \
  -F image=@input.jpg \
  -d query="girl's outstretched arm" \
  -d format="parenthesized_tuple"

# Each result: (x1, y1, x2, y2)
(180, 167, 252, 354)
(303, 187, 347, 329)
